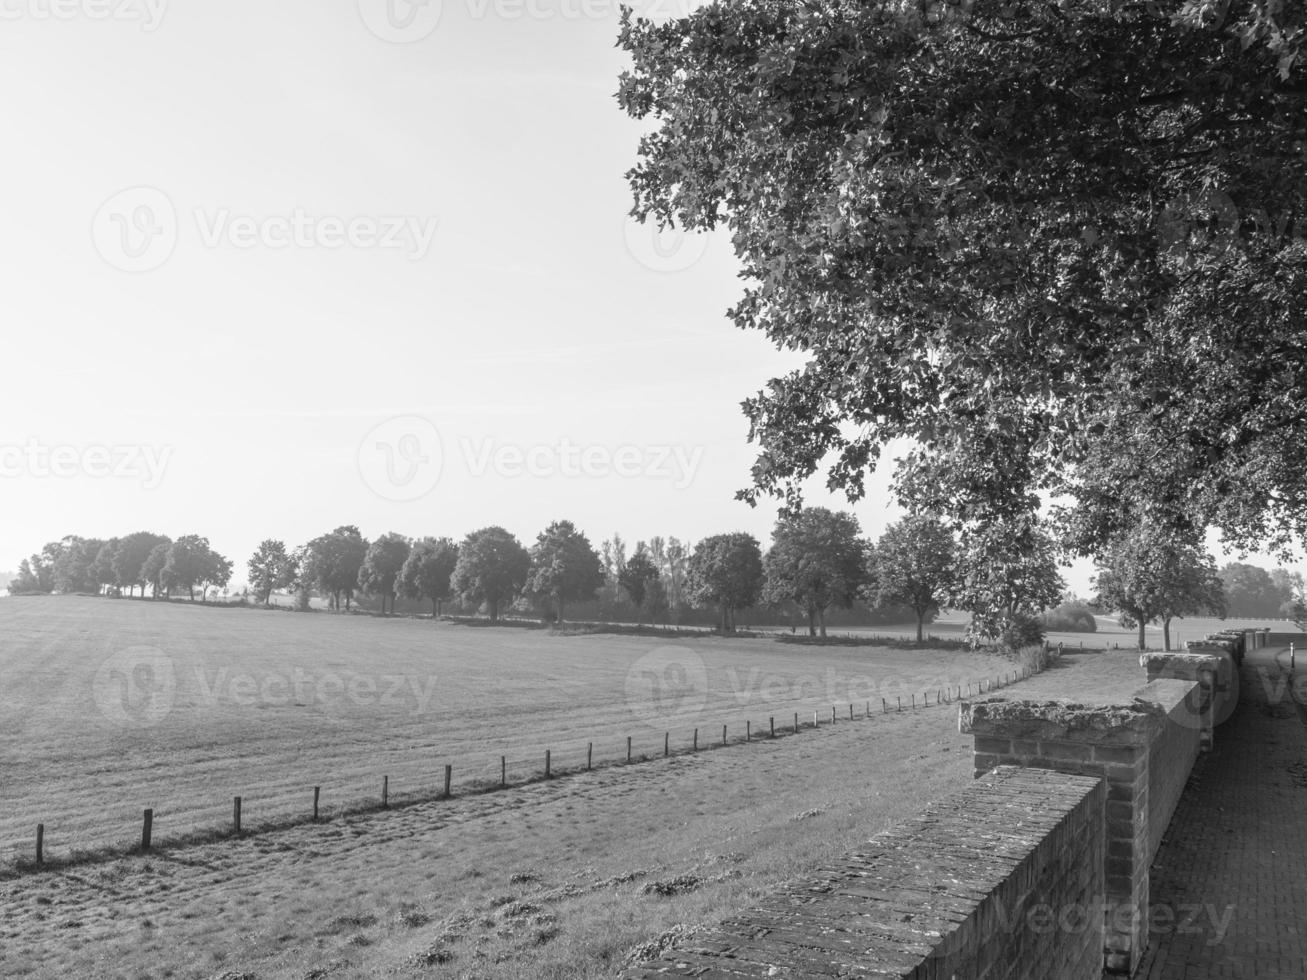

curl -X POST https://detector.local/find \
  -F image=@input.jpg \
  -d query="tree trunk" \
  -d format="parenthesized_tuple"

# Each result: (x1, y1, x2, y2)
(807, 604, 817, 637)
(818, 606, 827, 639)
(490, 598, 499, 623)
(432, 597, 438, 619)
(1163, 616, 1172, 652)
(1138, 617, 1146, 651)
(916, 607, 926, 643)
(719, 603, 728, 635)
(557, 596, 565, 627)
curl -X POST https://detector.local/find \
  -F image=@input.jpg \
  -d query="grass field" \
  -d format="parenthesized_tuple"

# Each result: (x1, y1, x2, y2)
(0, 595, 1016, 867)
(0, 595, 1039, 979)
(1, 595, 1233, 979)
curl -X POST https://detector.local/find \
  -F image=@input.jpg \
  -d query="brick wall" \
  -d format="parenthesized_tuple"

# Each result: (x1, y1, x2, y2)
(621, 766, 1105, 980)
(1140, 679, 1205, 860)
(959, 676, 1205, 975)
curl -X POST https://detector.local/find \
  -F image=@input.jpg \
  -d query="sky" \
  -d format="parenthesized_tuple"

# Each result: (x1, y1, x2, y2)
(0, 0, 1298, 596)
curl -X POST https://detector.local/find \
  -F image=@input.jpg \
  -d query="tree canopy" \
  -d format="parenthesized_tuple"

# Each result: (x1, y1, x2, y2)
(1094, 527, 1225, 649)
(618, 0, 1307, 558)
(764, 507, 870, 637)
(452, 526, 531, 623)
(399, 536, 460, 619)
(687, 532, 765, 633)
(527, 520, 606, 625)
(304, 526, 369, 611)
(358, 532, 412, 615)
(247, 539, 298, 606)
(871, 515, 956, 642)
(1219, 560, 1297, 617)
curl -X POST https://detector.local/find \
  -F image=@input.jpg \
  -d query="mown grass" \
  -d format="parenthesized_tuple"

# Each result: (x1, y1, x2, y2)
(0, 595, 1014, 872)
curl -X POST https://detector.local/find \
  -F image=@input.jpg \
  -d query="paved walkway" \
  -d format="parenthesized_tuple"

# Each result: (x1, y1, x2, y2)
(1134, 645, 1307, 979)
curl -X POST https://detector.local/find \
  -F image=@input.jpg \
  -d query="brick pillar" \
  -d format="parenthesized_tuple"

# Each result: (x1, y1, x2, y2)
(1184, 641, 1240, 725)
(1139, 652, 1221, 750)
(959, 700, 1158, 974)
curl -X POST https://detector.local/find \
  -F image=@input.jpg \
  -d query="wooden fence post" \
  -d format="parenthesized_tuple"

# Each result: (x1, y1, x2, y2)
(587, 742, 593, 770)
(693, 728, 698, 751)
(499, 758, 504, 789)
(627, 736, 632, 762)
(664, 733, 669, 757)
(233, 796, 242, 834)
(313, 786, 320, 821)
(382, 776, 389, 808)
(141, 809, 153, 852)
(722, 724, 727, 746)
(746, 721, 751, 742)
(794, 712, 799, 733)
(35, 824, 43, 866)
(831, 706, 836, 724)
(545, 750, 551, 778)
(770, 716, 775, 737)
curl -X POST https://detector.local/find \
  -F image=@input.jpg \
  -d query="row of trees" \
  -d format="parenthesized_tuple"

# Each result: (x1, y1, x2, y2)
(13, 514, 1295, 651)
(260, 510, 1055, 643)
(10, 533, 232, 601)
(9, 512, 1037, 642)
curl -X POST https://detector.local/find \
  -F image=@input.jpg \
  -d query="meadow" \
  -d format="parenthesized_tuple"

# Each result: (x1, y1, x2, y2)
(0, 595, 1014, 868)
(0, 595, 1226, 978)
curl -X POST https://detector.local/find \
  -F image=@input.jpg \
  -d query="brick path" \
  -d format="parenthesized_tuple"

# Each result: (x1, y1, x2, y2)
(1134, 644, 1307, 979)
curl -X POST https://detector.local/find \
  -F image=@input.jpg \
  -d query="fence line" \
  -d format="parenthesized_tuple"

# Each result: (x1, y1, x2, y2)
(5, 659, 1054, 875)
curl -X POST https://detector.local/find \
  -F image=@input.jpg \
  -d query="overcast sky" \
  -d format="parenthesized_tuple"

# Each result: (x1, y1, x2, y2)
(0, 0, 1294, 596)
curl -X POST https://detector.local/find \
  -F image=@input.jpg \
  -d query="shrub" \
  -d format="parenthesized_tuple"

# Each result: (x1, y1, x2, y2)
(1015, 643, 1055, 673)
(998, 612, 1045, 652)
(1040, 602, 1098, 633)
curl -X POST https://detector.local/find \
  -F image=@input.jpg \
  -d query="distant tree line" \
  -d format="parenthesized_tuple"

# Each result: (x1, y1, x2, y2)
(9, 533, 232, 602)
(6, 511, 1063, 646)
(13, 514, 1300, 649)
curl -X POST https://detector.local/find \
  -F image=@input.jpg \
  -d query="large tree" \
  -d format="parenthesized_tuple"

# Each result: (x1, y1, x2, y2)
(247, 539, 298, 606)
(142, 542, 171, 598)
(872, 515, 957, 642)
(113, 532, 171, 598)
(619, 0, 1307, 562)
(304, 526, 369, 611)
(686, 532, 765, 634)
(619, 545, 661, 624)
(952, 518, 1064, 649)
(1218, 561, 1290, 617)
(163, 535, 228, 601)
(9, 559, 43, 594)
(90, 539, 120, 595)
(50, 536, 103, 593)
(399, 537, 460, 619)
(358, 533, 412, 615)
(764, 508, 870, 638)
(451, 526, 531, 623)
(527, 520, 605, 626)
(1094, 528, 1226, 650)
